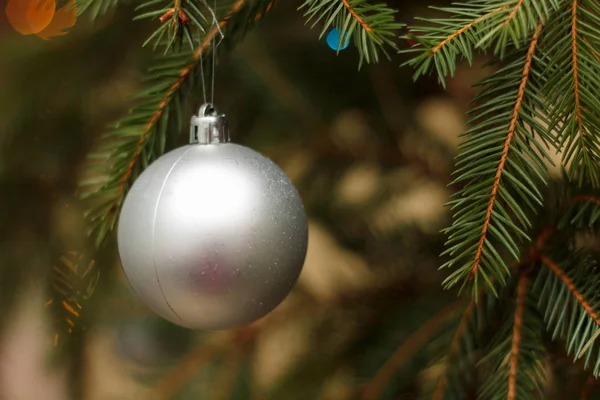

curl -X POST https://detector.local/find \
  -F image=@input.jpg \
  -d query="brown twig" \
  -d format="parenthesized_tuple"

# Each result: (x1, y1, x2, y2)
(568, 194, 600, 207)
(583, 38, 600, 62)
(504, 0, 525, 26)
(361, 300, 464, 400)
(533, 226, 555, 256)
(507, 273, 528, 400)
(341, 0, 372, 33)
(430, 5, 509, 55)
(540, 254, 600, 325)
(469, 21, 543, 279)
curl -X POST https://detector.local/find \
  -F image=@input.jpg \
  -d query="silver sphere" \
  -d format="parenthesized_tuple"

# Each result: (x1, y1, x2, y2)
(117, 142, 308, 330)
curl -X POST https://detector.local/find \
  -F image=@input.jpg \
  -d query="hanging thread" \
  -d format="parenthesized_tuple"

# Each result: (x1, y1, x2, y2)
(211, 0, 217, 104)
(198, 0, 224, 106)
(199, 45, 207, 105)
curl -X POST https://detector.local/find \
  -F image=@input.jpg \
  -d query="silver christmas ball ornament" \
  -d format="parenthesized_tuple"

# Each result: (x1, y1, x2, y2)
(117, 104, 308, 330)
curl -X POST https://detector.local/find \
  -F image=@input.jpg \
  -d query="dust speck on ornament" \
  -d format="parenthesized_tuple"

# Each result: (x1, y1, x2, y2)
(326, 28, 350, 51)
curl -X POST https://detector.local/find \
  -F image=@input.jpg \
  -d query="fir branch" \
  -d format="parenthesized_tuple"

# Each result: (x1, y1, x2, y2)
(542, 0, 600, 188)
(540, 253, 600, 329)
(429, 5, 509, 56)
(536, 249, 600, 376)
(402, 0, 561, 86)
(361, 300, 463, 400)
(135, 0, 210, 53)
(489, 0, 553, 56)
(79, 0, 273, 248)
(505, 0, 524, 23)
(441, 22, 552, 295)
(46, 251, 99, 350)
(478, 273, 546, 400)
(299, 0, 403, 67)
(341, 0, 370, 32)
(507, 274, 528, 399)
(402, 2, 509, 86)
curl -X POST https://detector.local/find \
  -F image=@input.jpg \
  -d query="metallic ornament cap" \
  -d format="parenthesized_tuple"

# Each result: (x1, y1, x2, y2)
(190, 103, 230, 145)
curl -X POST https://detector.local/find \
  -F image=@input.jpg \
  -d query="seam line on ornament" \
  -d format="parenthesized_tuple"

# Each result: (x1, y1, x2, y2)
(151, 146, 196, 322)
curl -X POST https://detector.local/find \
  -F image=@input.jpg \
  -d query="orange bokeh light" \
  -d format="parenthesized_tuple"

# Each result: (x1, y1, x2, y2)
(6, 0, 56, 35)
(5, 0, 77, 39)
(37, 0, 77, 39)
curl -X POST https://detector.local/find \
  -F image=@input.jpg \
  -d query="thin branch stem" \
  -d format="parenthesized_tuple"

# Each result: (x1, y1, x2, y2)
(341, 0, 373, 33)
(505, 0, 525, 26)
(575, 195, 600, 206)
(584, 38, 600, 62)
(430, 5, 509, 55)
(507, 273, 528, 400)
(533, 226, 555, 254)
(540, 254, 600, 325)
(567, 194, 600, 207)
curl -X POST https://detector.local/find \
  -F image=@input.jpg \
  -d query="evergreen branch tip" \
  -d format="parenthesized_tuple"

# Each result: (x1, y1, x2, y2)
(469, 21, 543, 281)
(540, 254, 600, 325)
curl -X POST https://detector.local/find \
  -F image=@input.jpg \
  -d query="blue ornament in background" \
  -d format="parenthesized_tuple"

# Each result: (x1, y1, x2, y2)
(326, 28, 350, 51)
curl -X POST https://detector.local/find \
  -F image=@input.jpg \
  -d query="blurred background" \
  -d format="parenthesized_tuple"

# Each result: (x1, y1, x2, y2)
(0, 1, 501, 398)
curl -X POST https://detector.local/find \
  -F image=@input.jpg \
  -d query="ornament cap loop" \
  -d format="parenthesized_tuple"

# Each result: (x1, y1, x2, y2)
(190, 103, 230, 145)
